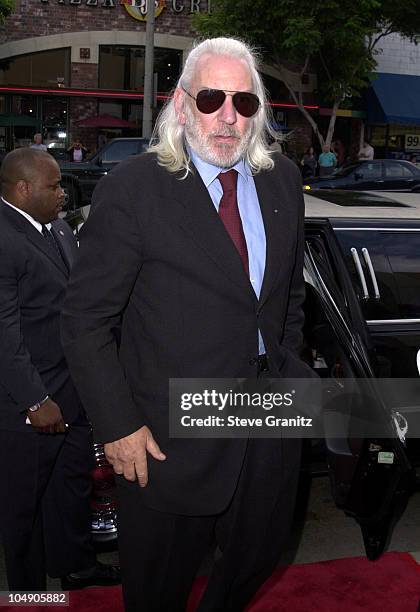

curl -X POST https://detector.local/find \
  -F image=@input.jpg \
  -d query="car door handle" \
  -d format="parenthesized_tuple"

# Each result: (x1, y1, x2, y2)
(350, 248, 369, 299)
(361, 248, 380, 299)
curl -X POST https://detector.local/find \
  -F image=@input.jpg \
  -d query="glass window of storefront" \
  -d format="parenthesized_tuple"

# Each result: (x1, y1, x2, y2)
(0, 49, 70, 87)
(43, 97, 69, 160)
(371, 124, 420, 159)
(96, 100, 142, 141)
(99, 46, 181, 93)
(0, 94, 68, 154)
(11, 95, 39, 149)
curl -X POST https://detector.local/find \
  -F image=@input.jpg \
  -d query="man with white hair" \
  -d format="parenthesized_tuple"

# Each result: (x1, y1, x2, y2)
(30, 133, 48, 151)
(62, 36, 309, 611)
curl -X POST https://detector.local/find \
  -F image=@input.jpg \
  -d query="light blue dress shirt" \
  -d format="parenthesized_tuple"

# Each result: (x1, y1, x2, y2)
(190, 150, 266, 354)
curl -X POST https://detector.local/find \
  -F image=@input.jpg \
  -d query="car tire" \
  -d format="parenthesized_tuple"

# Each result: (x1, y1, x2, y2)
(62, 181, 79, 211)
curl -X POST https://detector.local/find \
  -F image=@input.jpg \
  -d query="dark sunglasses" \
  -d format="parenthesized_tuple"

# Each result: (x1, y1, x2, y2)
(182, 87, 260, 118)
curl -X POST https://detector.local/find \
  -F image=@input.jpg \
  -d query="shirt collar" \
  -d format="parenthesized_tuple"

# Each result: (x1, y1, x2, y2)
(189, 148, 251, 188)
(1, 197, 51, 233)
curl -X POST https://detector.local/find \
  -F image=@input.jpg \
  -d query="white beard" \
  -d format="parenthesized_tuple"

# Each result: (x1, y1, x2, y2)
(184, 104, 252, 168)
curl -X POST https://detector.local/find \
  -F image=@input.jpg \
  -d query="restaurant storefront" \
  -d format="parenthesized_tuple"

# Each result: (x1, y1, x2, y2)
(367, 73, 420, 160)
(0, 0, 318, 156)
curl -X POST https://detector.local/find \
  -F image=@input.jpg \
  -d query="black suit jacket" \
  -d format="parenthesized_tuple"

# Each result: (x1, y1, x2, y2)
(0, 201, 78, 432)
(62, 152, 309, 514)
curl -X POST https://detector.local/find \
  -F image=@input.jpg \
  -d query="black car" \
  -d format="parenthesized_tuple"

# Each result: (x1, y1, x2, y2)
(60, 137, 149, 210)
(303, 190, 420, 558)
(303, 159, 420, 192)
(85, 190, 420, 555)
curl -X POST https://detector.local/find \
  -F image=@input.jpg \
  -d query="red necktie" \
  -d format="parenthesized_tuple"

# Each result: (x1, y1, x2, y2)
(218, 170, 249, 275)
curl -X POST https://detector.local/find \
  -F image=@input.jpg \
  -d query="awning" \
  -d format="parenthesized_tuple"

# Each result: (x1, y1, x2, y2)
(367, 73, 420, 126)
(0, 113, 38, 127)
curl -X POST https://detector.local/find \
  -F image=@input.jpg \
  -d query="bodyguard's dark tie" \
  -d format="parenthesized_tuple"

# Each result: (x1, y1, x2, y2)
(41, 224, 65, 266)
(218, 170, 249, 275)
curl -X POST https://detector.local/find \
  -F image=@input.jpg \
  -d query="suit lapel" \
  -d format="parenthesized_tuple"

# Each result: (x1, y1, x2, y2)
(25, 224, 69, 277)
(255, 168, 292, 307)
(168, 160, 293, 305)
(173, 167, 255, 297)
(50, 223, 72, 273)
(2, 203, 69, 277)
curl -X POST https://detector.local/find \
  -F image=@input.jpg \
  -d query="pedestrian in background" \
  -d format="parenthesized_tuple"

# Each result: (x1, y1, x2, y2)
(301, 145, 317, 177)
(0, 148, 120, 592)
(62, 36, 312, 612)
(332, 139, 345, 166)
(67, 139, 89, 162)
(30, 132, 47, 152)
(358, 140, 374, 160)
(318, 144, 337, 176)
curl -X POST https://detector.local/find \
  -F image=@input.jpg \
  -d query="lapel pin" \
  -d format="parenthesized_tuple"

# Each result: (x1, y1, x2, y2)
(59, 230, 64, 236)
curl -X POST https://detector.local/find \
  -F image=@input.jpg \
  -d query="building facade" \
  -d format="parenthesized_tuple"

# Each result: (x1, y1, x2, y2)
(0, 0, 318, 157)
(367, 33, 420, 160)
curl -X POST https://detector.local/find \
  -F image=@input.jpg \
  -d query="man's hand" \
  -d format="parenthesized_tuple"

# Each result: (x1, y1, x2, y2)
(27, 398, 67, 434)
(104, 426, 166, 488)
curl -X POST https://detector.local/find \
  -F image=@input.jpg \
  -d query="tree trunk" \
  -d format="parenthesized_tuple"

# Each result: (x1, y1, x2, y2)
(324, 99, 340, 147)
(279, 75, 325, 148)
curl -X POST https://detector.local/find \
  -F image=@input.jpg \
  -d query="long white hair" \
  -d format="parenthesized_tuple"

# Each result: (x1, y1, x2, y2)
(149, 37, 277, 177)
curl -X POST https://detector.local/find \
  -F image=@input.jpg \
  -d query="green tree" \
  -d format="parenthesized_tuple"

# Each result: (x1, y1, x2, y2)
(194, 0, 420, 147)
(0, 0, 14, 24)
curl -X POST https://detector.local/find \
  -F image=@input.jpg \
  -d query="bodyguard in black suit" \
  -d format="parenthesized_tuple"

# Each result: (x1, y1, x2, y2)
(62, 37, 310, 611)
(0, 148, 119, 591)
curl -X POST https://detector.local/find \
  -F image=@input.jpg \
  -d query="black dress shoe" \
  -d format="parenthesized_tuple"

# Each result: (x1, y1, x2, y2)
(61, 561, 121, 590)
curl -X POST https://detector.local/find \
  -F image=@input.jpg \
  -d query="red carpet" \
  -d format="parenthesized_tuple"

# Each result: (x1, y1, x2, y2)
(3, 552, 420, 611)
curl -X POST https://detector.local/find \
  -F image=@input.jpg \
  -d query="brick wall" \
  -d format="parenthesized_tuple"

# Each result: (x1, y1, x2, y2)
(71, 62, 98, 89)
(0, 0, 207, 43)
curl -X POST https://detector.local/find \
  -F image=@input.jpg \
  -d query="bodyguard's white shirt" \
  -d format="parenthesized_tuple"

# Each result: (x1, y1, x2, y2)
(1, 197, 52, 232)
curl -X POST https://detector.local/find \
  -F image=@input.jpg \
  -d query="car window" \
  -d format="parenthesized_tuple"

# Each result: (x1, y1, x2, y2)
(335, 228, 420, 321)
(101, 141, 139, 162)
(333, 163, 359, 177)
(137, 140, 149, 153)
(358, 163, 382, 179)
(384, 161, 414, 178)
(399, 163, 415, 177)
(383, 232, 420, 318)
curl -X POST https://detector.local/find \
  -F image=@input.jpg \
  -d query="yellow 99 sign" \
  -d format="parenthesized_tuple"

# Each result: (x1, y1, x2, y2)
(121, 0, 166, 22)
(406, 134, 420, 151)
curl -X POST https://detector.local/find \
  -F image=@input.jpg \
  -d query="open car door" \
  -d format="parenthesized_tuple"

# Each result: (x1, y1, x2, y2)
(303, 219, 415, 560)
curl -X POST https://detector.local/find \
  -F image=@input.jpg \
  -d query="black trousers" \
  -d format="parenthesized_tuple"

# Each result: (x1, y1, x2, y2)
(116, 437, 301, 612)
(0, 378, 96, 590)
